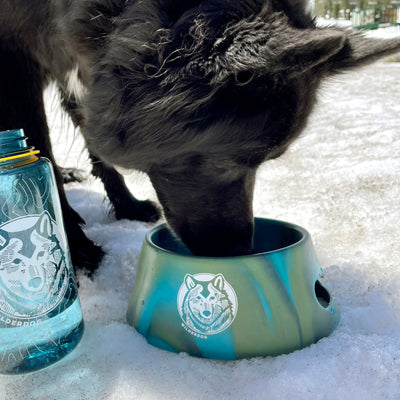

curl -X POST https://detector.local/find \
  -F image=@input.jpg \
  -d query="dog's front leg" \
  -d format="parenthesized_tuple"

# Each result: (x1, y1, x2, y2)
(89, 153, 160, 223)
(59, 88, 159, 223)
(0, 41, 104, 274)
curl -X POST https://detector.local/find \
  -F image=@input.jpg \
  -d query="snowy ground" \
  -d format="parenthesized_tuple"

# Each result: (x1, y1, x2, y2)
(1, 30, 400, 400)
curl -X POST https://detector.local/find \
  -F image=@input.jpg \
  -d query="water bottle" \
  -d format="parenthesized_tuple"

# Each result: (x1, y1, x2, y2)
(0, 129, 84, 374)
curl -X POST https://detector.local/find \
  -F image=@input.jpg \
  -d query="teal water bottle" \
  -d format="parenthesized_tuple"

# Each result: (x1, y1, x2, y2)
(0, 129, 84, 374)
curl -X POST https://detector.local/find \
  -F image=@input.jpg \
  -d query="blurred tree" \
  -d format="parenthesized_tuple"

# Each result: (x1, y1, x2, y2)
(315, 0, 399, 18)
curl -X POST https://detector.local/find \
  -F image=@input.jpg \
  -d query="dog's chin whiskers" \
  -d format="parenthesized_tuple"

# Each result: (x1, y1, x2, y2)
(89, 13, 104, 22)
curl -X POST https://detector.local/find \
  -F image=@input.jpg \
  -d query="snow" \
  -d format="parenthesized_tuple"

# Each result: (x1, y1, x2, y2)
(1, 28, 400, 400)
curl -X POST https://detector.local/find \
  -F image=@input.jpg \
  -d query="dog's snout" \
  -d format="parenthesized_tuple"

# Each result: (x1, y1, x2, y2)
(180, 221, 254, 257)
(28, 277, 42, 289)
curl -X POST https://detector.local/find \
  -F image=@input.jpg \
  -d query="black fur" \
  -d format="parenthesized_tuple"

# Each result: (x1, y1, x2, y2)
(1, 0, 400, 271)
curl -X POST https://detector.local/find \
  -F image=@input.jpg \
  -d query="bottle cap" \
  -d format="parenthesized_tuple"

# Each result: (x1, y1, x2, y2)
(0, 129, 39, 163)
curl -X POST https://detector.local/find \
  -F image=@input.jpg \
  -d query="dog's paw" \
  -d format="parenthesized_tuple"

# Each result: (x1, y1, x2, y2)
(114, 198, 161, 223)
(69, 234, 105, 277)
(60, 167, 87, 184)
(64, 208, 105, 275)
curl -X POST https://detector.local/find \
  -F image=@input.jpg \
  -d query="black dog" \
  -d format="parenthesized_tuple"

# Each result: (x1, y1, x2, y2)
(1, 0, 400, 273)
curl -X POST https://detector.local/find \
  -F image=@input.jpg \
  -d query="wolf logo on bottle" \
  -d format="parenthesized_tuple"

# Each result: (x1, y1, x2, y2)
(0, 211, 73, 324)
(177, 273, 238, 336)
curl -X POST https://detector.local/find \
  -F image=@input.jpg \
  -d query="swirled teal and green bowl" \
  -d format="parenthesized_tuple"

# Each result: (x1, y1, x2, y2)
(127, 217, 339, 360)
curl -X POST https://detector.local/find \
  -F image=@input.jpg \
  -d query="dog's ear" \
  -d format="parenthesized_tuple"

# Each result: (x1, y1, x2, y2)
(328, 30, 400, 73)
(212, 274, 225, 291)
(36, 211, 53, 237)
(159, 9, 346, 85)
(213, 26, 346, 84)
(184, 274, 197, 290)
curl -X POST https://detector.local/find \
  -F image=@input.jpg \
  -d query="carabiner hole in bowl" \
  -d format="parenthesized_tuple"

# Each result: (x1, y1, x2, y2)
(315, 280, 331, 308)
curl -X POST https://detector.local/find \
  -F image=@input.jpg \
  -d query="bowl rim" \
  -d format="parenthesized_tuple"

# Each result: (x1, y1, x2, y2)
(145, 217, 311, 260)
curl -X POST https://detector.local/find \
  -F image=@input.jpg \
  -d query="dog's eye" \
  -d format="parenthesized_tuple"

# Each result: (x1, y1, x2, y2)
(37, 251, 45, 259)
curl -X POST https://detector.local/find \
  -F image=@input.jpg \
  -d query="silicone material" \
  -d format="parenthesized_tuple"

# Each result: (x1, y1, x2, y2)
(127, 218, 340, 360)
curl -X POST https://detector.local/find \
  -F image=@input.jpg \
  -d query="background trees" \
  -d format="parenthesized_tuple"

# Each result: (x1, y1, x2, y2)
(315, 0, 399, 19)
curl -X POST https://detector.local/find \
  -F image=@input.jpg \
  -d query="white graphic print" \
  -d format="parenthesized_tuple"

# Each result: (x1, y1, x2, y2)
(0, 212, 70, 322)
(177, 273, 238, 336)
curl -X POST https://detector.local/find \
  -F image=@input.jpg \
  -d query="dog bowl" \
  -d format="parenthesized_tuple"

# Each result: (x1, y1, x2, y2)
(126, 218, 339, 360)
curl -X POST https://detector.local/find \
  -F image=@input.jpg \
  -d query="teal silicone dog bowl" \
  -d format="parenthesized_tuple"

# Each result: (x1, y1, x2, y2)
(127, 218, 339, 360)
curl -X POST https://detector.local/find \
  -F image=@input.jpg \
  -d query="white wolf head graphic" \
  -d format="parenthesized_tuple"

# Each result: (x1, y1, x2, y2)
(178, 273, 237, 335)
(0, 211, 69, 318)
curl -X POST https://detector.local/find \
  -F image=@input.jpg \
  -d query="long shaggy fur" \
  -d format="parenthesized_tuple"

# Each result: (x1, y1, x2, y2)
(1, 0, 400, 271)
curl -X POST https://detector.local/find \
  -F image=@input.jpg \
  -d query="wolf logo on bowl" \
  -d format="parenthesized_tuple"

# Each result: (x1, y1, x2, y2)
(177, 273, 238, 336)
(0, 211, 71, 324)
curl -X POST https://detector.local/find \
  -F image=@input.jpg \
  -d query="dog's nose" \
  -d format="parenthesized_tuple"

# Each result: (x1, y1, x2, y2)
(28, 277, 42, 289)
